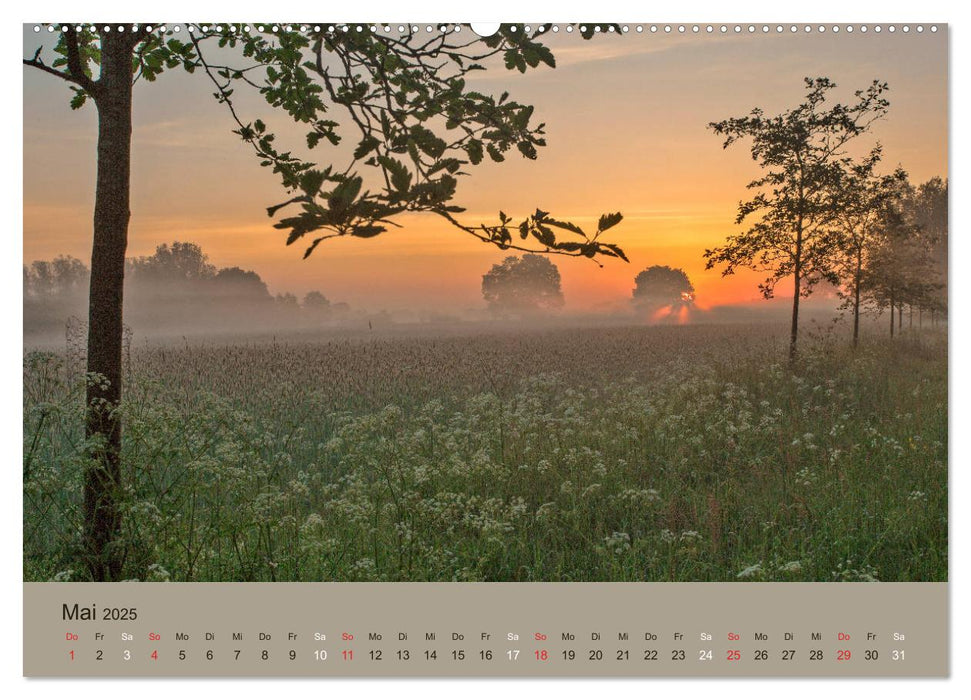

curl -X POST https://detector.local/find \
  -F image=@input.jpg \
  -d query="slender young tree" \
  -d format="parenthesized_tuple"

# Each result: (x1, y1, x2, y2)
(25, 27, 149, 580)
(864, 202, 911, 337)
(828, 147, 907, 346)
(705, 77, 890, 360)
(862, 184, 936, 338)
(24, 24, 627, 579)
(910, 177, 949, 320)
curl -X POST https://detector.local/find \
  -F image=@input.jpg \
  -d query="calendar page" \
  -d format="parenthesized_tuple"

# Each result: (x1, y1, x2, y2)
(21, 19, 948, 679)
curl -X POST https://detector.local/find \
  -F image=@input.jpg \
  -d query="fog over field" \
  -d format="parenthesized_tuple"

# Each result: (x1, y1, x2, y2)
(24, 239, 863, 350)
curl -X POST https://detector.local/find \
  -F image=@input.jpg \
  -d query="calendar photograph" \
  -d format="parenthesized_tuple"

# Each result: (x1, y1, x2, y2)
(23, 23, 947, 587)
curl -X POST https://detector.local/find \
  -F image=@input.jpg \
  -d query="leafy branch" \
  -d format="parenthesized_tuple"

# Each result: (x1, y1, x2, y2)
(25, 23, 629, 263)
(187, 23, 629, 262)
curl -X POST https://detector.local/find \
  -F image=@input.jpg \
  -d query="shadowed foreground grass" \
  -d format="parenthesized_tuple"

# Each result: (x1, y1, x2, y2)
(23, 323, 947, 582)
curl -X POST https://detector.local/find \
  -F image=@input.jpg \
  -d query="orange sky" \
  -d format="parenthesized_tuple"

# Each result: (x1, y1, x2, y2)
(23, 27, 948, 313)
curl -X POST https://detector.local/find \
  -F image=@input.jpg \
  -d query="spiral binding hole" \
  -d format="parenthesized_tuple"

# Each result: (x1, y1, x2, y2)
(28, 23, 943, 37)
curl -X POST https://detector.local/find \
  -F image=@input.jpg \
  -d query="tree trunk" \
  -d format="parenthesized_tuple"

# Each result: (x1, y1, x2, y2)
(789, 224, 803, 362)
(852, 252, 862, 347)
(890, 291, 895, 338)
(84, 34, 134, 582)
(789, 272, 801, 361)
(898, 303, 903, 333)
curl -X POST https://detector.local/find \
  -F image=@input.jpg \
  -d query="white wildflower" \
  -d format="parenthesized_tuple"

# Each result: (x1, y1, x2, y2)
(737, 563, 762, 579)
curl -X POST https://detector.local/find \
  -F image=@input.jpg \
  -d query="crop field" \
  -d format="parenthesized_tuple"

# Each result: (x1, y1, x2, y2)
(23, 323, 947, 583)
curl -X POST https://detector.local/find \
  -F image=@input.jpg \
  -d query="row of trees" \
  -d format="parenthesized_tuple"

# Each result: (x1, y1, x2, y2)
(835, 174, 947, 340)
(24, 242, 350, 333)
(32, 231, 943, 331)
(28, 246, 695, 325)
(481, 208, 948, 336)
(705, 77, 947, 357)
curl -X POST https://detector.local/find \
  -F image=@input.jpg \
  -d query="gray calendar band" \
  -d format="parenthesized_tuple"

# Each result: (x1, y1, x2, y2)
(24, 582, 947, 677)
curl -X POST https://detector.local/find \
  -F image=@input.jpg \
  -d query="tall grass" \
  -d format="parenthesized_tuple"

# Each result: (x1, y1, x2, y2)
(23, 324, 947, 582)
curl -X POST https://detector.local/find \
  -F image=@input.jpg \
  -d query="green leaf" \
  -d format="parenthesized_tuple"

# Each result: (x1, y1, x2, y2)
(503, 49, 528, 73)
(466, 139, 484, 165)
(517, 141, 538, 159)
(523, 46, 541, 68)
(353, 135, 380, 160)
(535, 44, 556, 68)
(597, 212, 624, 233)
(328, 176, 363, 216)
(603, 243, 630, 262)
(428, 158, 463, 175)
(299, 170, 328, 196)
(410, 125, 447, 159)
(350, 224, 387, 238)
(69, 88, 87, 111)
(545, 218, 587, 237)
(533, 225, 556, 247)
(377, 156, 412, 193)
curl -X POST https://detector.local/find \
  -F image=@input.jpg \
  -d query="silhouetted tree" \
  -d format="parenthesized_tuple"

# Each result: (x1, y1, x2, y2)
(212, 266, 272, 303)
(24, 23, 626, 580)
(862, 187, 936, 337)
(482, 254, 564, 316)
(330, 301, 351, 319)
(632, 265, 694, 312)
(23, 255, 90, 301)
(705, 77, 890, 360)
(24, 245, 303, 333)
(911, 177, 948, 322)
(302, 290, 331, 315)
(128, 242, 216, 285)
(827, 148, 907, 345)
(126, 242, 219, 323)
(23, 256, 90, 332)
(275, 292, 299, 309)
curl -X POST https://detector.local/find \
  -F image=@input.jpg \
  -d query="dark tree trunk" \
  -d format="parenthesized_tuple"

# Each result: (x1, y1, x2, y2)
(852, 252, 862, 347)
(83, 34, 134, 582)
(789, 222, 803, 362)
(898, 303, 903, 332)
(890, 290, 895, 338)
(789, 272, 801, 361)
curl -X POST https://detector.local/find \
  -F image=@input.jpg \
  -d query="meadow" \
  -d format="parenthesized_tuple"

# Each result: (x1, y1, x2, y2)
(23, 322, 947, 582)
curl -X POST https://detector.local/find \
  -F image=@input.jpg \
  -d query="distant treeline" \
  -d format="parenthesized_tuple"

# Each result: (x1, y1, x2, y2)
(851, 176, 948, 334)
(24, 241, 352, 336)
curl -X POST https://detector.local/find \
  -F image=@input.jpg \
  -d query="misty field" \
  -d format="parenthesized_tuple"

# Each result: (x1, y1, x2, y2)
(23, 323, 947, 582)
